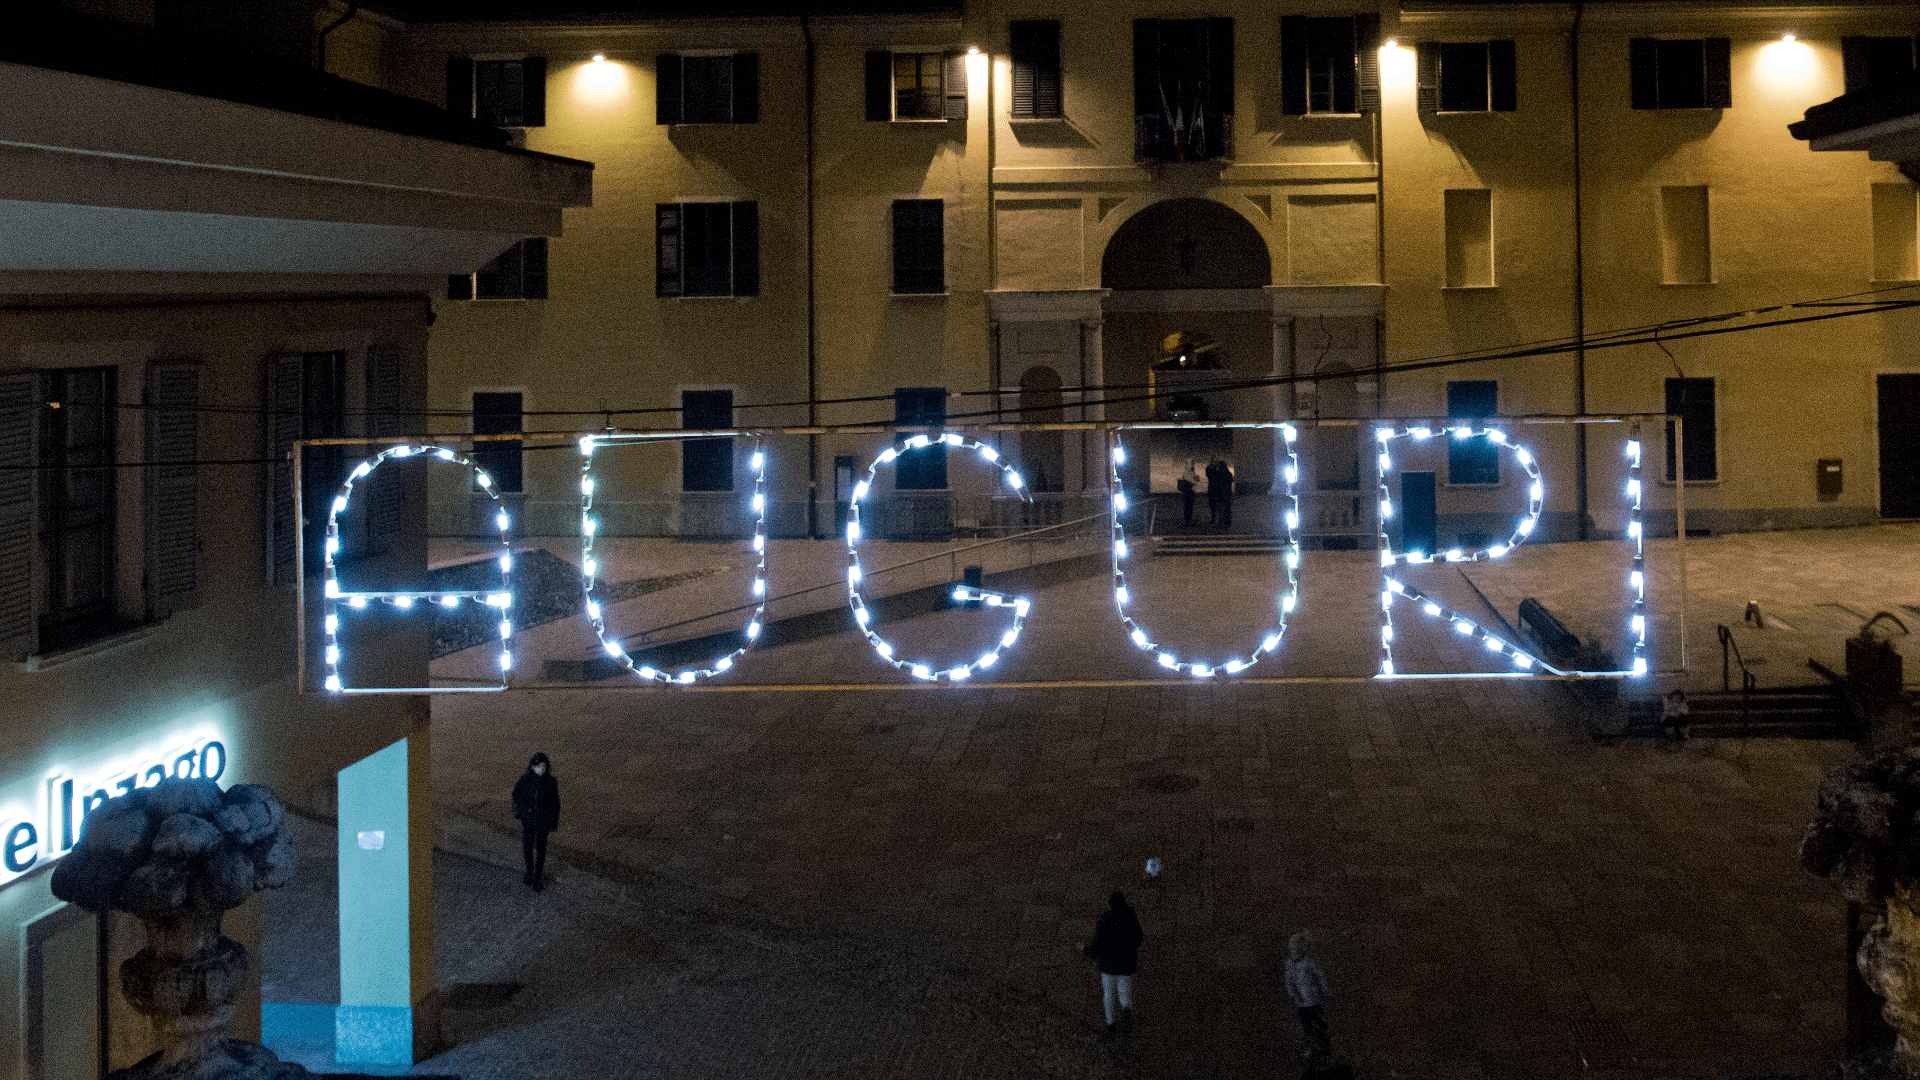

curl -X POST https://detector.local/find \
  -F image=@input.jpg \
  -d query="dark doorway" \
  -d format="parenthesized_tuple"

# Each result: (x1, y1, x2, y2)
(1018, 367, 1066, 496)
(1400, 472, 1437, 556)
(1101, 198, 1270, 291)
(1880, 374, 1920, 518)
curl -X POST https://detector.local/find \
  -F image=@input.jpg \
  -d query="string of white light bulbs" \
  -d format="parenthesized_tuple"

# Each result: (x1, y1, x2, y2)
(323, 444, 514, 693)
(846, 434, 1032, 682)
(1106, 425, 1302, 677)
(1371, 424, 1646, 677)
(577, 434, 770, 684)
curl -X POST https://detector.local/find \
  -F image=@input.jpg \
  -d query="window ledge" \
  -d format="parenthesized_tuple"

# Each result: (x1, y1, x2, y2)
(1872, 278, 1920, 285)
(1008, 116, 1069, 124)
(890, 118, 953, 124)
(1442, 285, 1499, 292)
(469, 298, 537, 304)
(23, 621, 166, 672)
(672, 295, 753, 301)
(1656, 479, 1721, 487)
(1302, 112, 1363, 119)
(1658, 281, 1717, 287)
(1442, 482, 1505, 490)
(890, 291, 950, 298)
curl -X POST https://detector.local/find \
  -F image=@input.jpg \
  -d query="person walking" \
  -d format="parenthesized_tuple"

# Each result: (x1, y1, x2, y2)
(512, 752, 560, 891)
(1083, 891, 1144, 1035)
(1285, 931, 1331, 1058)
(1205, 457, 1234, 530)
(1178, 460, 1201, 528)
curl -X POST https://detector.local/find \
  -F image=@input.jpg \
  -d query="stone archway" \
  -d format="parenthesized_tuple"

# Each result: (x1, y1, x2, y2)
(1100, 198, 1271, 291)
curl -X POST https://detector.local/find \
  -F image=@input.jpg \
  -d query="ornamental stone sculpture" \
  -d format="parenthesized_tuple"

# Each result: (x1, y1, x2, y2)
(51, 776, 313, 1080)
(1802, 749, 1920, 1074)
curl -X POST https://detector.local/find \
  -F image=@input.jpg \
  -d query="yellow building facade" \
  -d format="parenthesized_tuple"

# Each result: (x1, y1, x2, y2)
(386, 0, 1918, 547)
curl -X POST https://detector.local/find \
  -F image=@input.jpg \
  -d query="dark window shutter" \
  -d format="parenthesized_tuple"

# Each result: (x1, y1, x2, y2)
(893, 388, 948, 490)
(732, 202, 759, 297)
(1446, 380, 1500, 485)
(657, 54, 683, 124)
(1665, 377, 1716, 482)
(1355, 14, 1380, 112)
(1280, 16, 1308, 115)
(472, 392, 524, 494)
(363, 348, 407, 557)
(1011, 20, 1061, 118)
(681, 390, 735, 492)
(1842, 37, 1872, 94)
(865, 51, 893, 120)
(656, 204, 683, 297)
(445, 56, 473, 115)
(145, 360, 201, 619)
(1134, 19, 1165, 157)
(683, 203, 733, 296)
(447, 273, 472, 300)
(522, 56, 546, 126)
(1489, 40, 1517, 112)
(1629, 38, 1659, 109)
(1701, 37, 1731, 108)
(1207, 17, 1234, 157)
(522, 238, 548, 300)
(892, 199, 944, 294)
(733, 53, 759, 123)
(263, 354, 302, 586)
(1330, 19, 1358, 114)
(0, 372, 36, 660)
(475, 241, 520, 300)
(1416, 43, 1439, 112)
(943, 51, 968, 120)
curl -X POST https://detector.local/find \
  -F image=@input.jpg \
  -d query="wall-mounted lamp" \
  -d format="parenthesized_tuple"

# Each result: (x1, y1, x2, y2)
(1384, 38, 1398, 48)
(966, 45, 979, 55)
(1781, 34, 1795, 42)
(592, 53, 607, 62)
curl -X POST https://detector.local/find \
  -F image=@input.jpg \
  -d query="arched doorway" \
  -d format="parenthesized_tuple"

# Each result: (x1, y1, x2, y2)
(1101, 198, 1270, 291)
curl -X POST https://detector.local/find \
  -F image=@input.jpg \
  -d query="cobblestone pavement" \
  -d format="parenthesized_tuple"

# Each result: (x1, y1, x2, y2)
(273, 526, 1919, 1078)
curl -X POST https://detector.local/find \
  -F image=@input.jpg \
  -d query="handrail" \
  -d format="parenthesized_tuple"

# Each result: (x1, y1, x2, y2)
(623, 511, 1112, 645)
(1717, 623, 1757, 694)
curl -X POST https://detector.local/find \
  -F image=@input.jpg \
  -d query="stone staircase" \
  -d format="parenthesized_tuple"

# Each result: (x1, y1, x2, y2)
(1152, 535, 1291, 557)
(1625, 685, 1855, 739)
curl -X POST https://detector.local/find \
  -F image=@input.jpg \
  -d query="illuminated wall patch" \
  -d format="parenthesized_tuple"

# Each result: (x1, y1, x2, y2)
(1106, 425, 1302, 677)
(847, 435, 1033, 682)
(325, 445, 513, 693)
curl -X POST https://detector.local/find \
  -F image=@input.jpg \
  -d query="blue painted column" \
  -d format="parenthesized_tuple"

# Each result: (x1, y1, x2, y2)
(335, 728, 437, 1065)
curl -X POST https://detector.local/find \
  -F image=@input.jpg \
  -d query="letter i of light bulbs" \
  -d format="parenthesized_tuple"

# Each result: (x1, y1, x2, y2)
(578, 436, 770, 684)
(846, 434, 1033, 681)
(1372, 425, 1645, 677)
(323, 445, 514, 692)
(1107, 425, 1301, 677)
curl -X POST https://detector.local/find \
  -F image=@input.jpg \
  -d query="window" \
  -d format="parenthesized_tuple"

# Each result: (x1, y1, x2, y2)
(472, 392, 524, 494)
(892, 199, 945, 295)
(1873, 183, 1919, 281)
(656, 53, 759, 124)
(1629, 38, 1731, 110)
(681, 390, 735, 492)
(1446, 381, 1500, 485)
(446, 56, 546, 127)
(144, 360, 201, 620)
(1010, 21, 1063, 119)
(1665, 377, 1716, 482)
(264, 352, 346, 585)
(1444, 189, 1494, 287)
(1418, 41, 1516, 112)
(1659, 185, 1711, 284)
(1280, 15, 1380, 115)
(37, 368, 118, 651)
(449, 238, 548, 301)
(894, 388, 947, 490)
(1843, 37, 1919, 95)
(865, 51, 967, 121)
(656, 202, 759, 298)
(1133, 19, 1234, 161)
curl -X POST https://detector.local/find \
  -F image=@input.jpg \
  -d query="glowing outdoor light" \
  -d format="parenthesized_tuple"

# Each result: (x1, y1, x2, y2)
(324, 445, 514, 693)
(1107, 424, 1300, 676)
(847, 436, 1033, 682)
(580, 436, 771, 684)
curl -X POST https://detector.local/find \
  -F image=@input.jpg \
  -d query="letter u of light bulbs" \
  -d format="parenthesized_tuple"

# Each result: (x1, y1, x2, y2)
(1106, 425, 1300, 677)
(579, 436, 771, 684)
(323, 445, 514, 693)
(847, 436, 1033, 682)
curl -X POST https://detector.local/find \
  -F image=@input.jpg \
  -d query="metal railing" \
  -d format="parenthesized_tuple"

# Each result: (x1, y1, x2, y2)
(622, 511, 1111, 647)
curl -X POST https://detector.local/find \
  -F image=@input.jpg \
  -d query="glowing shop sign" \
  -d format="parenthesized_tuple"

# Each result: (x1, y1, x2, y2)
(324, 445, 515, 693)
(847, 435, 1033, 682)
(580, 435, 771, 683)
(1, 725, 228, 888)
(1107, 425, 1302, 677)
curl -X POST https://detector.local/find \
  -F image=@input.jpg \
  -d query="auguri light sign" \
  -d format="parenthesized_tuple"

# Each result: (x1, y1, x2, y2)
(1, 724, 228, 888)
(316, 424, 1650, 692)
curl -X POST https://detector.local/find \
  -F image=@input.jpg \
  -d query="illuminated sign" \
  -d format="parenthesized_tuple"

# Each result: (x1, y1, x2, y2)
(1, 724, 229, 889)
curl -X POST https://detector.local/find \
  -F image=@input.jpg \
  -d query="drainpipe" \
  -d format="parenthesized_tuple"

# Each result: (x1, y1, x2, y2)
(804, 14, 820, 538)
(316, 1, 358, 74)
(1571, 1, 1589, 540)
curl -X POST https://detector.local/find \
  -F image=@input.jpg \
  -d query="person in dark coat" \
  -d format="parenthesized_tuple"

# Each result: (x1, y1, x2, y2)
(512, 752, 560, 891)
(1083, 890, 1144, 1033)
(1205, 458, 1234, 529)
(1178, 460, 1201, 528)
